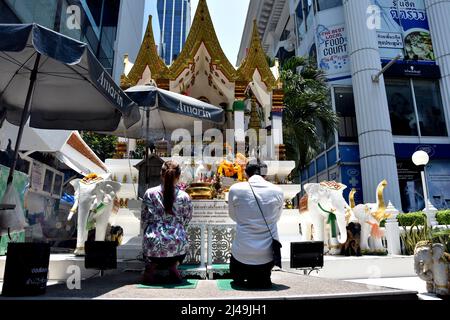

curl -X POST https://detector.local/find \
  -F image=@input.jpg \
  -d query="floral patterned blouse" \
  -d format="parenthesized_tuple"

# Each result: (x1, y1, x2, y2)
(141, 185, 193, 258)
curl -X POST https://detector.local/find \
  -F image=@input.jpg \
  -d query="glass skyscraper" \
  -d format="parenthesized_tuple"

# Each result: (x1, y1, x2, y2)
(157, 0, 191, 65)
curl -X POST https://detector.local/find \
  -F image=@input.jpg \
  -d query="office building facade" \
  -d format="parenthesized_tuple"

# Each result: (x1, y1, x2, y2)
(239, 0, 450, 212)
(157, 0, 191, 65)
(0, 0, 146, 81)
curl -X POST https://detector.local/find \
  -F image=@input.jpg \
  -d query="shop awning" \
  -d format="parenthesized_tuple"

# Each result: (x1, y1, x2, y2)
(0, 122, 108, 176)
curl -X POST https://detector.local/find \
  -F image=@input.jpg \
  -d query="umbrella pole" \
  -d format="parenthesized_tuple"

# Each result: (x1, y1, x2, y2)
(145, 107, 150, 190)
(6, 53, 41, 186)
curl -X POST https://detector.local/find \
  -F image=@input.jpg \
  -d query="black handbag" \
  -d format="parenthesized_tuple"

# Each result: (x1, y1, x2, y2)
(248, 182, 283, 268)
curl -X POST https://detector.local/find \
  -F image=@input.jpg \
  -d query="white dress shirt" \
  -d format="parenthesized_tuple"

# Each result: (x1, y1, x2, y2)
(228, 175, 284, 265)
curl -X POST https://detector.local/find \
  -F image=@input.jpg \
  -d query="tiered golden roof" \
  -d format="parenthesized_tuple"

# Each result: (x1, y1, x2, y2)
(120, 0, 280, 92)
(121, 15, 169, 89)
(169, 0, 236, 81)
(236, 20, 277, 89)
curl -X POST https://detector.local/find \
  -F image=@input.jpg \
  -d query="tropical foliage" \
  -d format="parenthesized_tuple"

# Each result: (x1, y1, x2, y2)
(401, 223, 432, 255)
(400, 221, 450, 256)
(81, 132, 118, 162)
(280, 56, 339, 175)
(130, 140, 146, 159)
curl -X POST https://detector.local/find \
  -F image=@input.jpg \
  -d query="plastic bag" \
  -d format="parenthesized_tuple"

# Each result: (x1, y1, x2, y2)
(0, 184, 28, 235)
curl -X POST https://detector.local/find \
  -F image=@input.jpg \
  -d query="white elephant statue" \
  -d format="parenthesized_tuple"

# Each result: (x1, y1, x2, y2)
(351, 180, 391, 253)
(299, 181, 353, 254)
(68, 173, 121, 256)
(414, 241, 449, 296)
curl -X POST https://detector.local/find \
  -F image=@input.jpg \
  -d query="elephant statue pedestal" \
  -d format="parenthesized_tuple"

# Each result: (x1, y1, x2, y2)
(414, 241, 449, 296)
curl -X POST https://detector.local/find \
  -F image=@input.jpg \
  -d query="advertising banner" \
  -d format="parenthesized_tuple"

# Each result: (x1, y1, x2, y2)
(373, 0, 436, 64)
(316, 23, 350, 77)
(314, 5, 351, 79)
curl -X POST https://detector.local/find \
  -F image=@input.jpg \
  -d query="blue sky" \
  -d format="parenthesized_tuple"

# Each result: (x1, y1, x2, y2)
(145, 0, 250, 67)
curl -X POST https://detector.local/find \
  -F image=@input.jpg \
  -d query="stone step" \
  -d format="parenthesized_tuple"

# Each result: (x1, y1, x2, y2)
(0, 254, 118, 282)
(0, 253, 415, 283)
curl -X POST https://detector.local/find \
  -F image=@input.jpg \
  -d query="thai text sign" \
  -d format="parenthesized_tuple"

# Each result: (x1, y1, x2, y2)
(374, 0, 435, 63)
(191, 200, 234, 225)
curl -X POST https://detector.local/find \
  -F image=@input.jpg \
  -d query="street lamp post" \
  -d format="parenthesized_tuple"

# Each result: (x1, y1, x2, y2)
(412, 150, 437, 226)
(412, 150, 430, 209)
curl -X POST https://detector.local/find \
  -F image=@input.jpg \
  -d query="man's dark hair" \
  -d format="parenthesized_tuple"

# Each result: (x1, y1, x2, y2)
(245, 159, 268, 178)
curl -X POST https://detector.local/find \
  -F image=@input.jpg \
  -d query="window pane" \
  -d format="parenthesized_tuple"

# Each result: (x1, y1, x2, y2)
(317, 0, 342, 11)
(309, 43, 317, 65)
(413, 80, 448, 137)
(385, 79, 418, 136)
(296, 1, 306, 37)
(335, 87, 358, 142)
(305, 0, 314, 31)
(3, 0, 57, 29)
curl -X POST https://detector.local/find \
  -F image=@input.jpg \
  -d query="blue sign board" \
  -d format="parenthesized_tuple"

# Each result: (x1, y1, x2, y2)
(341, 165, 364, 206)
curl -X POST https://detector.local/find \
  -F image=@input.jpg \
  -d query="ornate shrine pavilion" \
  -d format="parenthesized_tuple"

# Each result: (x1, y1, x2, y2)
(120, 0, 286, 160)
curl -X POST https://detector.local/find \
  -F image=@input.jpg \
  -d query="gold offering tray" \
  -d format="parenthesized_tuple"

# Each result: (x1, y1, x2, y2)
(186, 183, 214, 200)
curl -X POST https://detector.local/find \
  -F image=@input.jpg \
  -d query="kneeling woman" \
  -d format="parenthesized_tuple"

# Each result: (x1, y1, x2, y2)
(141, 161, 193, 284)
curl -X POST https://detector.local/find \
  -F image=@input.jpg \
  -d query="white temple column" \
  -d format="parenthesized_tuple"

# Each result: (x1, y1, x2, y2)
(272, 112, 283, 160)
(233, 101, 246, 154)
(426, 0, 450, 136)
(272, 113, 283, 145)
(343, 0, 402, 208)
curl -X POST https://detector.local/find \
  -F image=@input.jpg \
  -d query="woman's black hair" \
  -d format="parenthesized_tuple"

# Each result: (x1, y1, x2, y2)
(161, 161, 181, 214)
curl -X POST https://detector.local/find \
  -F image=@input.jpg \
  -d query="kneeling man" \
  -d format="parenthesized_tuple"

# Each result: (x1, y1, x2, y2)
(228, 160, 284, 288)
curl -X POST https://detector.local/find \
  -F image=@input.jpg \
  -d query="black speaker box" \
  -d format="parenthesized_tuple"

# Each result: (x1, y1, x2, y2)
(2, 242, 51, 297)
(290, 242, 324, 269)
(85, 241, 117, 270)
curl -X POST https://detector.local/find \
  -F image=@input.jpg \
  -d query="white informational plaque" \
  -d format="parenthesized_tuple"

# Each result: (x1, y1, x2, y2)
(191, 200, 235, 225)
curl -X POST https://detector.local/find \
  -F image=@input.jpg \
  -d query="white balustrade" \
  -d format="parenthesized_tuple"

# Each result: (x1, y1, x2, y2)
(424, 200, 439, 227)
(384, 202, 402, 255)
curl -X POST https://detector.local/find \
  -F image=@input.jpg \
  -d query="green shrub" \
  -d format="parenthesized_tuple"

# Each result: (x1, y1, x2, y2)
(436, 210, 450, 225)
(395, 210, 450, 227)
(398, 212, 427, 227)
(400, 223, 432, 255)
(432, 228, 450, 253)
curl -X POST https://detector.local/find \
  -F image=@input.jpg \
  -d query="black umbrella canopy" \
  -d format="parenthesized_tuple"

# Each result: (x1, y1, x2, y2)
(125, 85, 225, 124)
(109, 85, 225, 139)
(0, 23, 140, 131)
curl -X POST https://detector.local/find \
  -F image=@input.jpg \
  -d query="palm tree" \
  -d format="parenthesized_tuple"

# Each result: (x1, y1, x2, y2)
(280, 56, 339, 178)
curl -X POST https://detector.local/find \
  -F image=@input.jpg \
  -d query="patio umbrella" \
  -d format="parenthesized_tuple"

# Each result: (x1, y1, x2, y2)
(0, 23, 140, 234)
(112, 84, 225, 191)
(112, 85, 225, 140)
(0, 23, 140, 186)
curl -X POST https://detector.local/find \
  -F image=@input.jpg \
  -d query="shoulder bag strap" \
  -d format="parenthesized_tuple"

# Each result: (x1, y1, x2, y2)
(248, 182, 275, 241)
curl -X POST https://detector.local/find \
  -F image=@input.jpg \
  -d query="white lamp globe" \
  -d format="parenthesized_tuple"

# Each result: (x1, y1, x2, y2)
(412, 150, 430, 166)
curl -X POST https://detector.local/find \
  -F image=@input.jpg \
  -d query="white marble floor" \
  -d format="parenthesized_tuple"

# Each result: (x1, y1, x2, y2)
(346, 277, 441, 300)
